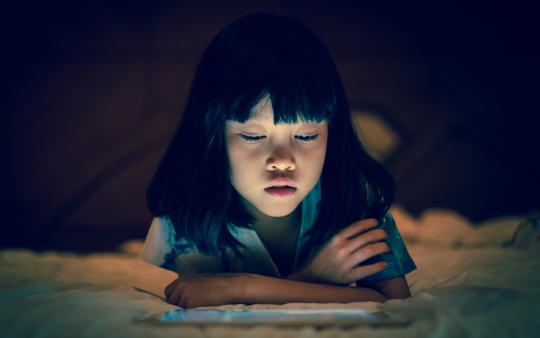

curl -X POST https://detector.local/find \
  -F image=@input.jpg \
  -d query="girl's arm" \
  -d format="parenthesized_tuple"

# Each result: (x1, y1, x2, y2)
(289, 269, 412, 300)
(286, 215, 415, 301)
(241, 273, 387, 304)
(164, 217, 413, 307)
(164, 272, 386, 308)
(356, 276, 411, 300)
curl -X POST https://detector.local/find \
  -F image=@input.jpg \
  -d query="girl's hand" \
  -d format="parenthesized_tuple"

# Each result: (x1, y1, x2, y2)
(164, 273, 246, 308)
(293, 218, 390, 285)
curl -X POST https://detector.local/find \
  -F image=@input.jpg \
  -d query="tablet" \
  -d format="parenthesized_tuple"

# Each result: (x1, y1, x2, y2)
(136, 308, 411, 327)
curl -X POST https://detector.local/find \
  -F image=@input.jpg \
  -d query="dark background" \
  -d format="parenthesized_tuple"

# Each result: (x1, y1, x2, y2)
(3, 1, 538, 252)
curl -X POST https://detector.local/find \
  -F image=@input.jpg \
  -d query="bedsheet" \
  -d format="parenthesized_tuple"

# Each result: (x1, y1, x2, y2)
(1, 206, 539, 338)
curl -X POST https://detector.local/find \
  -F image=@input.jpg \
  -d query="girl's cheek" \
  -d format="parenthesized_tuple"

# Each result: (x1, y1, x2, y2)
(299, 136, 327, 154)
(228, 143, 261, 162)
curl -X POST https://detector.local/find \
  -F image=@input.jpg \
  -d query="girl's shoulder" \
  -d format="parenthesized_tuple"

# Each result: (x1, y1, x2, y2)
(147, 216, 176, 244)
(141, 216, 227, 273)
(141, 216, 196, 266)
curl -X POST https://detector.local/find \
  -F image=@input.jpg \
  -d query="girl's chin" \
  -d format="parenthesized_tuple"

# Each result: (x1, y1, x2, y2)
(257, 202, 300, 218)
(238, 191, 302, 218)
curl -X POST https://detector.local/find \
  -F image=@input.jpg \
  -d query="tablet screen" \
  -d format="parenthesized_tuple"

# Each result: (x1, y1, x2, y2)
(137, 308, 410, 327)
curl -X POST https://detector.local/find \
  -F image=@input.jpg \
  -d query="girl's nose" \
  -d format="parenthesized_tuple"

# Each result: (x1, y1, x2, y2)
(269, 162, 296, 171)
(266, 151, 296, 172)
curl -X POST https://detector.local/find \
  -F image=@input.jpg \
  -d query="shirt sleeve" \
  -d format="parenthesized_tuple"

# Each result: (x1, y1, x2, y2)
(140, 217, 224, 274)
(358, 211, 417, 282)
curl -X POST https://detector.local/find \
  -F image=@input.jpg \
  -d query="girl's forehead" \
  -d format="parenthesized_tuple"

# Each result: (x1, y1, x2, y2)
(247, 106, 273, 123)
(249, 94, 274, 120)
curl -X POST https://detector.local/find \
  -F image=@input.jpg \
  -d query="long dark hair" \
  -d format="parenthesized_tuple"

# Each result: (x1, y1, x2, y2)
(146, 13, 395, 260)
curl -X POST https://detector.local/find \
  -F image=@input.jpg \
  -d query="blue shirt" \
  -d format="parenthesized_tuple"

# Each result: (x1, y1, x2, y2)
(141, 180, 416, 282)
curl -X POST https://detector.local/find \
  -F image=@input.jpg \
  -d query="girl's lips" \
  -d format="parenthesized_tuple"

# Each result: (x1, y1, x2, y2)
(266, 177, 296, 188)
(264, 186, 297, 197)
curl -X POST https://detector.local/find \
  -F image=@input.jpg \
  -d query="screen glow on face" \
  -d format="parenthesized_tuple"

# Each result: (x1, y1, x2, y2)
(224, 95, 328, 219)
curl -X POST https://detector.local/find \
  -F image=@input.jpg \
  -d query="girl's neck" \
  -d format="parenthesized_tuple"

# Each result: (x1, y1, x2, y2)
(241, 198, 301, 235)
(256, 207, 301, 236)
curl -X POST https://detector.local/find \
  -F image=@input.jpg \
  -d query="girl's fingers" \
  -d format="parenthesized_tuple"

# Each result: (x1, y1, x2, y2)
(343, 229, 387, 254)
(339, 218, 379, 239)
(350, 261, 388, 280)
(345, 242, 390, 268)
(177, 294, 186, 308)
(165, 279, 179, 298)
(169, 288, 183, 306)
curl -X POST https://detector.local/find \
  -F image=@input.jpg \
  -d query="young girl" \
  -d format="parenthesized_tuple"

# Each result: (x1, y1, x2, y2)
(141, 13, 416, 309)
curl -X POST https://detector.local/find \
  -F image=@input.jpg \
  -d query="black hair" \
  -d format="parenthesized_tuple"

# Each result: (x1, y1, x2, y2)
(146, 13, 395, 261)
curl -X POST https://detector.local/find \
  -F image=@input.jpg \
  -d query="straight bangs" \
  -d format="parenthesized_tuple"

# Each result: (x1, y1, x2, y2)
(218, 55, 337, 126)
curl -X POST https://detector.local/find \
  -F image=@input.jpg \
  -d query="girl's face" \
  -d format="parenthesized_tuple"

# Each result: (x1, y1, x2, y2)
(225, 96, 328, 218)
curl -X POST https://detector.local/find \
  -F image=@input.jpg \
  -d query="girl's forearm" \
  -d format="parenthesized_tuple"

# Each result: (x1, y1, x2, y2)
(236, 273, 387, 304)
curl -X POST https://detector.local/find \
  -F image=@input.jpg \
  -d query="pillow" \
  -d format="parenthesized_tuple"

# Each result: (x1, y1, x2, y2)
(510, 212, 540, 252)
(350, 109, 402, 163)
(390, 205, 538, 250)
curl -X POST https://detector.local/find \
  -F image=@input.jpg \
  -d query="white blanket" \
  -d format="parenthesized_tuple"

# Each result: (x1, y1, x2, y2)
(1, 206, 539, 338)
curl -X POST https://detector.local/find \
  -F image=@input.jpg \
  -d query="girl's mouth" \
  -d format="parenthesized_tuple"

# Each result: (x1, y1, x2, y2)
(264, 186, 297, 197)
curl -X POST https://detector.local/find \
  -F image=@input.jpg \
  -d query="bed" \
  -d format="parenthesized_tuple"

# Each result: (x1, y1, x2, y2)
(1, 206, 539, 338)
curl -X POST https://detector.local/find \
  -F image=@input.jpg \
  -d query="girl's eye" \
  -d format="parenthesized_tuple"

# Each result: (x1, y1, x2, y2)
(239, 134, 265, 143)
(238, 133, 319, 143)
(295, 134, 319, 142)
